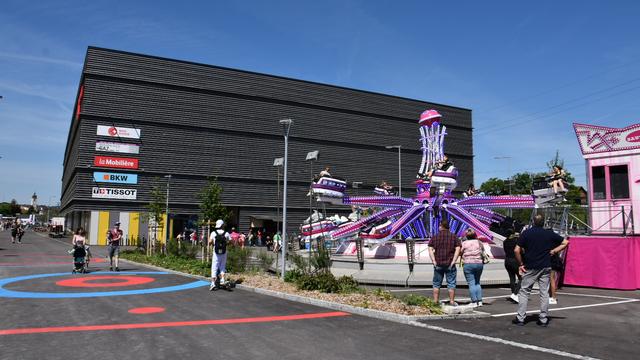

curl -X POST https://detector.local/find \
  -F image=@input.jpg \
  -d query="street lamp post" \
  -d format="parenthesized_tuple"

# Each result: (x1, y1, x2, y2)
(494, 156, 513, 216)
(386, 145, 402, 197)
(279, 119, 293, 280)
(273, 158, 284, 233)
(164, 175, 172, 247)
(305, 150, 319, 259)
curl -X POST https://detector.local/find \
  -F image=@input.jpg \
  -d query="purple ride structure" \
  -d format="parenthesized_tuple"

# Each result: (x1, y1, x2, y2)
(302, 109, 537, 259)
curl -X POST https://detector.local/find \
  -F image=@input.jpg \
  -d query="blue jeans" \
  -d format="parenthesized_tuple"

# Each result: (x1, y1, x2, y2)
(433, 265, 457, 289)
(463, 263, 484, 302)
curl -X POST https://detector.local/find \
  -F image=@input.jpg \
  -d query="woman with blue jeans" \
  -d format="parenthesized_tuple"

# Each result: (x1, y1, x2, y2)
(461, 229, 484, 306)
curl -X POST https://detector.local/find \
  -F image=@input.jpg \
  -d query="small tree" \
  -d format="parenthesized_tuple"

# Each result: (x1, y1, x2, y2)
(198, 177, 230, 225)
(145, 177, 166, 255)
(10, 199, 21, 215)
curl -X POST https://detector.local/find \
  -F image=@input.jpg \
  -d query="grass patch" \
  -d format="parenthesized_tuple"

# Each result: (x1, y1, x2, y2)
(401, 294, 443, 314)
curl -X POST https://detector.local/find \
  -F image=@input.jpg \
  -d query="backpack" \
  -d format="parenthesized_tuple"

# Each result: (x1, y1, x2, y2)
(214, 231, 227, 255)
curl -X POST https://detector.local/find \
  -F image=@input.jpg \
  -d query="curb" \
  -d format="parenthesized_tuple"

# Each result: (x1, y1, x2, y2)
(117, 257, 490, 324)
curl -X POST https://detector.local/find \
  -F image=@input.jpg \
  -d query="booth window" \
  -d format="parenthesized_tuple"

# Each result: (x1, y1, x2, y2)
(609, 165, 629, 199)
(592, 166, 606, 200)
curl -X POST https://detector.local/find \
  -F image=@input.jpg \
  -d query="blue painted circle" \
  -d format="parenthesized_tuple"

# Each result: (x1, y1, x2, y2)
(0, 271, 208, 298)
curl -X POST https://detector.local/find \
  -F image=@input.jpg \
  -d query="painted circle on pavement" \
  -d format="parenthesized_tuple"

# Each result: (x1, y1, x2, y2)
(56, 276, 155, 288)
(0, 272, 208, 298)
(128, 307, 166, 314)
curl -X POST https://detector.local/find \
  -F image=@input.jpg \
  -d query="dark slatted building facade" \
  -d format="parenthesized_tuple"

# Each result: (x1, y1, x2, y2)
(61, 47, 473, 245)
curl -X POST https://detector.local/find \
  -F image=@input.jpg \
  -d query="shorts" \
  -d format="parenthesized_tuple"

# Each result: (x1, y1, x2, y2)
(211, 253, 227, 277)
(433, 265, 457, 289)
(108, 245, 120, 258)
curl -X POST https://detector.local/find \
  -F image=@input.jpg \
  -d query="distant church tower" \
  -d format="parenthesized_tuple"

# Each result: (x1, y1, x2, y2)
(31, 192, 38, 209)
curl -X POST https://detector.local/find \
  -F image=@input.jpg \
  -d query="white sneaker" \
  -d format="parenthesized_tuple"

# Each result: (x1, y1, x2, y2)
(477, 301, 483, 307)
(510, 293, 519, 303)
(209, 282, 216, 291)
(549, 297, 558, 305)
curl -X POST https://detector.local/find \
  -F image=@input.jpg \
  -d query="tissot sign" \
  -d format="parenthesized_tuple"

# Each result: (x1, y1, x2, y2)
(94, 156, 139, 169)
(97, 125, 141, 139)
(96, 141, 140, 154)
(574, 123, 640, 156)
(93, 172, 138, 184)
(92, 187, 137, 200)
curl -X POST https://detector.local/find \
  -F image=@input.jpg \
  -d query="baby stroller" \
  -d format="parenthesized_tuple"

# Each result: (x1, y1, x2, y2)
(70, 245, 90, 274)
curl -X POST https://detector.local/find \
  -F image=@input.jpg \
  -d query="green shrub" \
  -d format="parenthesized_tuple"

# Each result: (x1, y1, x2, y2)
(256, 251, 274, 272)
(335, 276, 360, 293)
(284, 269, 304, 283)
(373, 288, 394, 301)
(293, 272, 360, 294)
(402, 294, 443, 314)
(289, 253, 308, 273)
(166, 239, 199, 259)
(227, 246, 250, 273)
(309, 243, 331, 273)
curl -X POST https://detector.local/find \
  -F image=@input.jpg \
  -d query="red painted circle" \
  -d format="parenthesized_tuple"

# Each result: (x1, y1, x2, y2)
(128, 307, 166, 314)
(56, 276, 155, 288)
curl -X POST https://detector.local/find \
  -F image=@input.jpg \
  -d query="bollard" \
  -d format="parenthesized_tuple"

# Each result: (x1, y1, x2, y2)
(405, 239, 416, 273)
(356, 237, 364, 270)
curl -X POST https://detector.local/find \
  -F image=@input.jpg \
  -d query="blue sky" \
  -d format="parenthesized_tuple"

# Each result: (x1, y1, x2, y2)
(1, 0, 640, 204)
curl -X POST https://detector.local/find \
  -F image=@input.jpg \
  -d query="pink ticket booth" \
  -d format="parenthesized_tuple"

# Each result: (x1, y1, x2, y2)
(564, 123, 640, 289)
(574, 123, 640, 234)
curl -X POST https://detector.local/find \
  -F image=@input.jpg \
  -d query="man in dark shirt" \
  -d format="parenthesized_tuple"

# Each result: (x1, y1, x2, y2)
(513, 214, 569, 327)
(428, 220, 461, 305)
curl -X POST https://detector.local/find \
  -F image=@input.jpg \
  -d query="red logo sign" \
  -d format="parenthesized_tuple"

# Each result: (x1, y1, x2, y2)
(108, 127, 118, 136)
(94, 156, 139, 169)
(626, 130, 640, 143)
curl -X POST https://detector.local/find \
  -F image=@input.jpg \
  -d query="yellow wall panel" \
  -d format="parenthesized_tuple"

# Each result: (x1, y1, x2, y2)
(97, 211, 110, 246)
(129, 212, 140, 243)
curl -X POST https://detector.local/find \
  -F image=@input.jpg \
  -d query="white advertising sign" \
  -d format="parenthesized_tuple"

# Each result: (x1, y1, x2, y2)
(91, 187, 137, 200)
(574, 123, 640, 156)
(97, 125, 141, 139)
(95, 141, 140, 154)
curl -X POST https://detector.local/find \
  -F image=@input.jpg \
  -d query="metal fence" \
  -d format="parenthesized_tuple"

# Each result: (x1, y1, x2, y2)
(538, 204, 634, 236)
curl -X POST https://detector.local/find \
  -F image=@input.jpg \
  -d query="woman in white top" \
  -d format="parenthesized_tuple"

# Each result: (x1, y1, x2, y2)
(72, 228, 87, 247)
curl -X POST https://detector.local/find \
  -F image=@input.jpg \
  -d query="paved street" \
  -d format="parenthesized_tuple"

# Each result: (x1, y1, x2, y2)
(1, 231, 638, 360)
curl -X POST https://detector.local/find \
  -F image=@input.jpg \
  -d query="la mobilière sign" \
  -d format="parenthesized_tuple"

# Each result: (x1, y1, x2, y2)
(94, 156, 139, 169)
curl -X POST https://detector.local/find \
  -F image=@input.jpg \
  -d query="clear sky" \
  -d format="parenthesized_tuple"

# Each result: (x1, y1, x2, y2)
(2, 0, 640, 204)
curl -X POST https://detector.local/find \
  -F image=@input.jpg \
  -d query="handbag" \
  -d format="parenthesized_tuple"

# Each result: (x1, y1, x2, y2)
(479, 240, 490, 264)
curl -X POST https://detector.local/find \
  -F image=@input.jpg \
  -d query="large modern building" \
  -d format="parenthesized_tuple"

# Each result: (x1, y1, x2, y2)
(61, 47, 473, 245)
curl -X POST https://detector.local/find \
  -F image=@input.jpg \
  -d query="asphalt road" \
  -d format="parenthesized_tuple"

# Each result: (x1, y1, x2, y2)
(1, 231, 638, 360)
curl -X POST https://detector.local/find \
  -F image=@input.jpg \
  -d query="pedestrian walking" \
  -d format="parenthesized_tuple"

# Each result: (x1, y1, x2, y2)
(16, 222, 24, 243)
(428, 220, 461, 306)
(513, 214, 569, 327)
(208, 219, 230, 290)
(107, 221, 123, 271)
(238, 232, 246, 249)
(460, 229, 485, 307)
(503, 229, 521, 303)
(10, 221, 18, 244)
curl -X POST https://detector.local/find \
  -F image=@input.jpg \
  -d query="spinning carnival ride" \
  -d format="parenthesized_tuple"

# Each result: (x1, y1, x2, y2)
(303, 109, 538, 246)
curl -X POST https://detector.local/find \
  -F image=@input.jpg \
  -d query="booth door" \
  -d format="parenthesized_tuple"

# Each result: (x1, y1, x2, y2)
(590, 164, 632, 234)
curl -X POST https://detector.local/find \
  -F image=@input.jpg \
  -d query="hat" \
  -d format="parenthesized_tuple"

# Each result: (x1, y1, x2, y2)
(114, 221, 121, 226)
(419, 109, 442, 127)
(215, 219, 224, 228)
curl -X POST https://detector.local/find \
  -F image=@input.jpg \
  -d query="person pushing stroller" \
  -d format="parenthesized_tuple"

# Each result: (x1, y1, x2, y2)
(70, 227, 91, 273)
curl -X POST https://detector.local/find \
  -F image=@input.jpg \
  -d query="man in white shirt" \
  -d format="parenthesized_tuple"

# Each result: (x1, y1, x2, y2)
(208, 219, 230, 290)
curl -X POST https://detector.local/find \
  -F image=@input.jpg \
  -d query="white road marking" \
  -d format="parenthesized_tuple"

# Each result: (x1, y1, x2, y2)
(491, 299, 640, 317)
(557, 291, 637, 301)
(409, 321, 601, 360)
